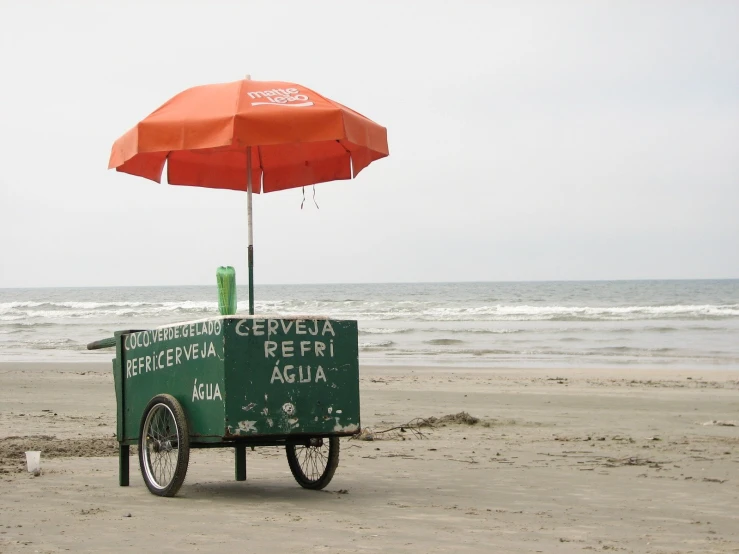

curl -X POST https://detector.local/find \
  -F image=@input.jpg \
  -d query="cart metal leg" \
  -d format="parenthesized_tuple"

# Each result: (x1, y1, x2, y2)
(235, 444, 246, 481)
(119, 444, 130, 486)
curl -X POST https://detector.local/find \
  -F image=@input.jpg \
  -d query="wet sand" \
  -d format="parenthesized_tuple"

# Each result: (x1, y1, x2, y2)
(0, 362, 738, 553)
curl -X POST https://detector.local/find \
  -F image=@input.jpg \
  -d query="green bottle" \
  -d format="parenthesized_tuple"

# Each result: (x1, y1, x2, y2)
(216, 266, 237, 316)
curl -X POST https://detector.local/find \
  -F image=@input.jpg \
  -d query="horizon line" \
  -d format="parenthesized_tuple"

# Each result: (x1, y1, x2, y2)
(1, 277, 738, 290)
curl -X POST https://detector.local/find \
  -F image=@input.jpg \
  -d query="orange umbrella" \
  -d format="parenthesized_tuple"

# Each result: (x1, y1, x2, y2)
(109, 77, 389, 313)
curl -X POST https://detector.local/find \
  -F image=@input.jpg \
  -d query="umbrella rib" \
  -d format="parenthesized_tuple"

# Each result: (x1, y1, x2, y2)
(164, 151, 171, 184)
(336, 140, 355, 178)
(257, 146, 264, 193)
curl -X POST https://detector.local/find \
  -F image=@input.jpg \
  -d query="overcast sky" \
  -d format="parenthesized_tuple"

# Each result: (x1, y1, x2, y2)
(0, 1, 737, 288)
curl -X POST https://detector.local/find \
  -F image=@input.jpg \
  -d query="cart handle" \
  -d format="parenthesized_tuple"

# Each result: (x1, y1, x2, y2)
(87, 337, 117, 350)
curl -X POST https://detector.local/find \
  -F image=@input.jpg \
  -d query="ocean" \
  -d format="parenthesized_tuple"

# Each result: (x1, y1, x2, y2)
(1, 280, 738, 369)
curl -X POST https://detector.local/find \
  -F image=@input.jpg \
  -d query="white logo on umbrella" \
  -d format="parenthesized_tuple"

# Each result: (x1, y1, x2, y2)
(248, 88, 314, 107)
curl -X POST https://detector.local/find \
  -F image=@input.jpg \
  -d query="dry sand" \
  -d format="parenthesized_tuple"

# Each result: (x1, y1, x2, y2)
(0, 361, 737, 553)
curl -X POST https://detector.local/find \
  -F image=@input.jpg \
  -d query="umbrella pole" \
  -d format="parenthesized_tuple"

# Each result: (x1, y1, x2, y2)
(244, 74, 255, 317)
(247, 145, 254, 316)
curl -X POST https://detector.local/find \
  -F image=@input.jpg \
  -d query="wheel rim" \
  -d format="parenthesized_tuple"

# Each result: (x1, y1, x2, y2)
(142, 403, 180, 490)
(293, 439, 329, 482)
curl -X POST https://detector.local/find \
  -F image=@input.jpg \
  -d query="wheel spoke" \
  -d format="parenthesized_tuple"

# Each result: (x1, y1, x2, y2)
(295, 443, 329, 482)
(310, 449, 320, 479)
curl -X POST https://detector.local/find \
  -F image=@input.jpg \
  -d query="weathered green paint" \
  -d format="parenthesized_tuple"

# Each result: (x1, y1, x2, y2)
(119, 320, 225, 443)
(222, 317, 360, 438)
(113, 316, 360, 446)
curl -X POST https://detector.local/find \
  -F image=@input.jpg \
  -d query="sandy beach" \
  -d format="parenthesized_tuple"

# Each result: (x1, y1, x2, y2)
(0, 361, 737, 553)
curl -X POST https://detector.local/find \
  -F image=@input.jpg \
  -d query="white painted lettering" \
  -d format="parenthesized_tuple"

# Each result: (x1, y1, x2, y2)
(322, 320, 335, 336)
(315, 365, 327, 382)
(283, 364, 296, 383)
(270, 364, 285, 384)
(192, 379, 223, 401)
(264, 341, 278, 358)
(282, 341, 294, 357)
(268, 319, 279, 337)
(253, 319, 264, 336)
(296, 320, 306, 335)
(308, 320, 319, 336)
(315, 341, 326, 357)
(299, 365, 312, 383)
(235, 319, 250, 336)
(300, 341, 312, 356)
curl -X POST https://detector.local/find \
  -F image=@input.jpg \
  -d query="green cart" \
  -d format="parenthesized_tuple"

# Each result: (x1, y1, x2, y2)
(88, 315, 360, 497)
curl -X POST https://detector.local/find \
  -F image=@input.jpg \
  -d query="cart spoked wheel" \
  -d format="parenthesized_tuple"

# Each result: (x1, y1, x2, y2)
(138, 394, 190, 497)
(286, 436, 340, 490)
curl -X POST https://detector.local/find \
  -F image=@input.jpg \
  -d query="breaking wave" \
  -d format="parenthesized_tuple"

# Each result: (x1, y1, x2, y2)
(359, 340, 395, 349)
(3, 300, 737, 323)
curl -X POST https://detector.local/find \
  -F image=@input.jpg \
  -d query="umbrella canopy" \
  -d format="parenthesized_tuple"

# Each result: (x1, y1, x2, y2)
(109, 78, 389, 193)
(109, 77, 388, 315)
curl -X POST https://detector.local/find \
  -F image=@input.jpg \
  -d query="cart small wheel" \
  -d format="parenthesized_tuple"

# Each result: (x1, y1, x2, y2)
(138, 394, 190, 497)
(286, 436, 340, 490)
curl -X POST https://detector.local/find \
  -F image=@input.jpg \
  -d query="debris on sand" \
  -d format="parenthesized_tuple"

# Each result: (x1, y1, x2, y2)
(418, 412, 481, 427)
(603, 456, 665, 469)
(355, 429, 376, 441)
(354, 412, 485, 441)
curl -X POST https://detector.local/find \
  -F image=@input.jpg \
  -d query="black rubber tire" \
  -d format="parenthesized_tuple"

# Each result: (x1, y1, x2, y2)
(286, 437, 340, 490)
(138, 394, 190, 497)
